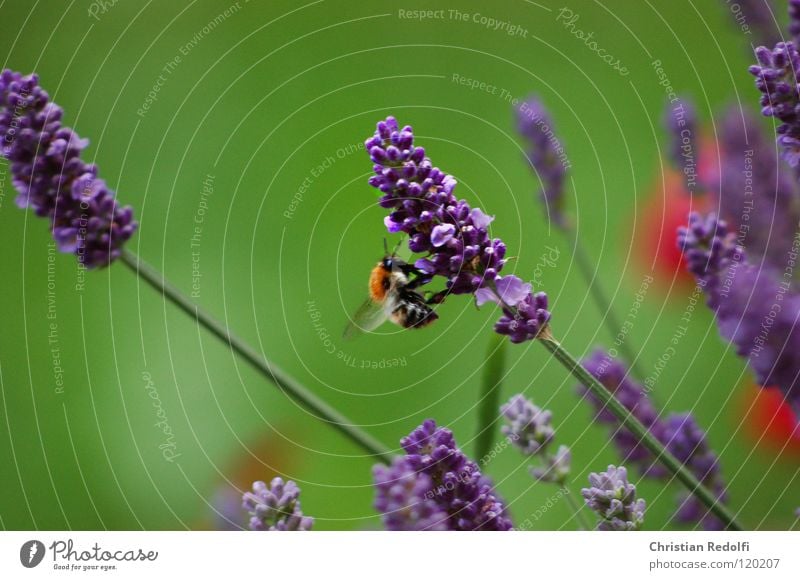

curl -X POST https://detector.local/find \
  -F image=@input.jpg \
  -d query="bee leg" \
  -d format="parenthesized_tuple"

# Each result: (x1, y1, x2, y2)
(406, 276, 434, 291)
(398, 262, 441, 296)
(403, 267, 434, 290)
(397, 262, 426, 277)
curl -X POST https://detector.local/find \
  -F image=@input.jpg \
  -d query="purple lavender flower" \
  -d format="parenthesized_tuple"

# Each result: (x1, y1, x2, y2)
(366, 117, 504, 295)
(515, 96, 569, 226)
(475, 274, 531, 307)
(242, 478, 313, 531)
(749, 42, 800, 166)
(679, 212, 800, 415)
(372, 459, 449, 531)
(579, 350, 668, 477)
(713, 107, 800, 271)
(716, 265, 800, 414)
(365, 116, 551, 342)
(530, 445, 572, 485)
(212, 485, 247, 530)
(724, 0, 782, 47)
(580, 349, 733, 526)
(0, 70, 136, 267)
(500, 394, 555, 456)
(662, 414, 727, 530)
(581, 465, 646, 531)
(501, 394, 572, 485)
(677, 212, 744, 308)
(659, 98, 799, 265)
(373, 419, 513, 531)
(494, 291, 551, 344)
(664, 97, 699, 193)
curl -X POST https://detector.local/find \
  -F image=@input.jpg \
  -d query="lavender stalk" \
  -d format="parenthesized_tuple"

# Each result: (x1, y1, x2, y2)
(120, 250, 393, 465)
(538, 335, 742, 530)
(516, 96, 646, 379)
(0, 68, 393, 466)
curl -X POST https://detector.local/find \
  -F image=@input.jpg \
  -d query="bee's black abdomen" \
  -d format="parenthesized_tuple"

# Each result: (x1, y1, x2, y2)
(392, 289, 438, 329)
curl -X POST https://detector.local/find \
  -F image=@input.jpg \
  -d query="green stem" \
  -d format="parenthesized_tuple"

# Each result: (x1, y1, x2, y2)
(473, 333, 507, 462)
(538, 335, 744, 531)
(567, 230, 647, 380)
(119, 249, 393, 465)
(561, 484, 591, 530)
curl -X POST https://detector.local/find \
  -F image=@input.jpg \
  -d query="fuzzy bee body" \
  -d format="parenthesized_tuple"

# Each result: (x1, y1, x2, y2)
(391, 288, 437, 328)
(344, 256, 438, 338)
(369, 258, 438, 330)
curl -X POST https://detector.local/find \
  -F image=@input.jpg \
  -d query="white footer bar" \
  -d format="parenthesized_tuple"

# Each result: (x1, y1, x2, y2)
(0, 531, 796, 578)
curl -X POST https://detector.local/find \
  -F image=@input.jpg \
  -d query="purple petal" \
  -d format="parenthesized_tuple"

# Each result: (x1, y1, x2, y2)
(475, 287, 499, 306)
(469, 208, 494, 229)
(431, 223, 456, 247)
(53, 227, 79, 252)
(495, 275, 531, 306)
(384, 215, 403, 233)
(414, 258, 436, 274)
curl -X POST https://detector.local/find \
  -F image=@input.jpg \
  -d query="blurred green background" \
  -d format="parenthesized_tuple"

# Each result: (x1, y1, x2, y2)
(0, 0, 797, 531)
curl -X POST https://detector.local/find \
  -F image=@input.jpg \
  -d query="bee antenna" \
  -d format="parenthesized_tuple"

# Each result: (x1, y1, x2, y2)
(383, 236, 405, 257)
(393, 237, 403, 256)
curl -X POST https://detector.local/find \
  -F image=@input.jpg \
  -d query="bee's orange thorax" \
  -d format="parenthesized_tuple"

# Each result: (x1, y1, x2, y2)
(369, 264, 389, 302)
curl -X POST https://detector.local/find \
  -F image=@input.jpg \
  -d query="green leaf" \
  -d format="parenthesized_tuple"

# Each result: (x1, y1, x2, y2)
(474, 333, 508, 464)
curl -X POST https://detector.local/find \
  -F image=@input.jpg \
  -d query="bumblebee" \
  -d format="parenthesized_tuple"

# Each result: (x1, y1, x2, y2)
(343, 249, 443, 339)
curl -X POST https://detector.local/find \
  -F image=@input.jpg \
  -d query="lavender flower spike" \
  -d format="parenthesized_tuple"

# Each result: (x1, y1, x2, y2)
(582, 465, 646, 531)
(500, 394, 555, 456)
(373, 419, 513, 530)
(243, 477, 313, 531)
(713, 106, 800, 271)
(515, 96, 570, 226)
(580, 349, 732, 526)
(372, 459, 449, 531)
(725, 0, 781, 48)
(494, 291, 551, 344)
(679, 212, 800, 415)
(677, 212, 744, 309)
(365, 116, 550, 342)
(0, 69, 136, 267)
(663, 414, 727, 530)
(749, 42, 800, 166)
(579, 350, 669, 478)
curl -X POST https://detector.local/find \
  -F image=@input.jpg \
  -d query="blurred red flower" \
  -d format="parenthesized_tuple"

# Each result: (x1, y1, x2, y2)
(739, 384, 800, 460)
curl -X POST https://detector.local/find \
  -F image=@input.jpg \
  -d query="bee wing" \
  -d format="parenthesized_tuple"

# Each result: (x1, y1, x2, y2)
(343, 298, 389, 340)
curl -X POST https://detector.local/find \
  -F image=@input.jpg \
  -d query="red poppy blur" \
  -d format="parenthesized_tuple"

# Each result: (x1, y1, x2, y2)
(630, 166, 707, 293)
(739, 384, 800, 460)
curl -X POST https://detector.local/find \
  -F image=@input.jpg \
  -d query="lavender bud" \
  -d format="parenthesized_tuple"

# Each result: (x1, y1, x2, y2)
(242, 477, 313, 531)
(500, 394, 555, 456)
(749, 41, 800, 166)
(581, 465, 646, 531)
